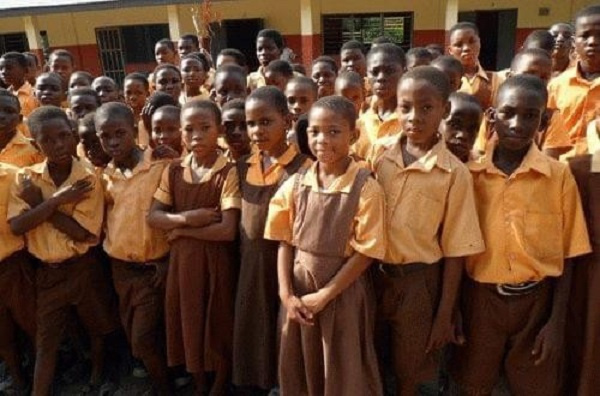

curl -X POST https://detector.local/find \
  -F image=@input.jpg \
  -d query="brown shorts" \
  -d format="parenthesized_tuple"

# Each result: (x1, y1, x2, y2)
(36, 250, 118, 353)
(450, 278, 559, 396)
(0, 250, 36, 354)
(111, 258, 165, 360)
(374, 263, 442, 393)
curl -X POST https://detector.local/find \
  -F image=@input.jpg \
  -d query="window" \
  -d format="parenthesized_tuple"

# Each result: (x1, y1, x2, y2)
(120, 24, 170, 64)
(0, 32, 29, 54)
(322, 13, 412, 55)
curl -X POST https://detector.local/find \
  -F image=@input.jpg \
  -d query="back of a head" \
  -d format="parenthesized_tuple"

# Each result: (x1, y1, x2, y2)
(218, 48, 248, 68)
(266, 60, 294, 78)
(1, 52, 28, 69)
(311, 95, 357, 130)
(27, 106, 70, 137)
(431, 55, 464, 74)
(523, 30, 555, 53)
(367, 43, 407, 68)
(247, 86, 288, 115)
(257, 29, 284, 49)
(0, 88, 21, 112)
(23, 52, 39, 67)
(497, 74, 548, 105)
(341, 40, 366, 54)
(402, 66, 452, 102)
(95, 102, 135, 126)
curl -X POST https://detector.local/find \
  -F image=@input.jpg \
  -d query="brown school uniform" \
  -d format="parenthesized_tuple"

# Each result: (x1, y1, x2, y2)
(451, 143, 591, 396)
(265, 161, 385, 396)
(153, 154, 241, 373)
(566, 153, 600, 396)
(232, 145, 310, 389)
(458, 63, 499, 111)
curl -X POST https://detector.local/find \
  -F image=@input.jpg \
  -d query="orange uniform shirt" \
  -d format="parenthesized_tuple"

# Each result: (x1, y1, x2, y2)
(9, 81, 38, 118)
(7, 158, 104, 264)
(467, 143, 591, 284)
(265, 160, 386, 259)
(368, 135, 485, 264)
(102, 148, 170, 263)
(353, 108, 401, 160)
(244, 145, 311, 186)
(0, 163, 24, 261)
(0, 131, 44, 167)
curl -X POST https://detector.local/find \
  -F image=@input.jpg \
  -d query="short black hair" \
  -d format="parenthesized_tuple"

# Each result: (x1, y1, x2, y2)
(218, 48, 247, 68)
(36, 72, 63, 87)
(341, 40, 366, 54)
(449, 91, 483, 113)
(70, 71, 94, 85)
(523, 30, 555, 52)
(401, 66, 452, 102)
(0, 88, 20, 111)
(79, 111, 96, 130)
(431, 55, 464, 74)
(92, 76, 119, 89)
(182, 52, 210, 72)
(511, 48, 552, 71)
(124, 72, 150, 90)
(372, 36, 394, 45)
(27, 105, 70, 137)
(286, 76, 318, 96)
(247, 86, 288, 115)
(449, 22, 480, 37)
(146, 91, 178, 108)
(49, 49, 75, 65)
(257, 29, 284, 49)
(153, 63, 181, 78)
(156, 38, 175, 52)
(153, 104, 181, 122)
(576, 5, 600, 22)
(550, 22, 574, 33)
(310, 95, 357, 130)
(497, 74, 548, 105)
(221, 97, 246, 113)
(367, 43, 406, 67)
(0, 52, 28, 69)
(312, 56, 338, 73)
(95, 102, 135, 128)
(215, 64, 247, 84)
(182, 99, 222, 124)
(291, 63, 306, 75)
(266, 60, 294, 77)
(179, 34, 199, 48)
(23, 52, 39, 66)
(407, 47, 434, 61)
(68, 87, 101, 106)
(336, 70, 363, 87)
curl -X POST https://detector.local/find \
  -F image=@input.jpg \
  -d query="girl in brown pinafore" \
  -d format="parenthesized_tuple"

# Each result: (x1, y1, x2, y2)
(148, 100, 241, 395)
(232, 87, 310, 393)
(265, 96, 385, 396)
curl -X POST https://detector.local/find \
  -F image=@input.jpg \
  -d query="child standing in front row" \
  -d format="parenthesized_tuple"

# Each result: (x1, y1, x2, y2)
(450, 75, 591, 396)
(368, 66, 485, 395)
(232, 86, 311, 394)
(265, 96, 385, 395)
(148, 100, 240, 395)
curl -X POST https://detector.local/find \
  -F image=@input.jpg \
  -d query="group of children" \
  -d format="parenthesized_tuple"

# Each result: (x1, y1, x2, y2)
(0, 4, 599, 396)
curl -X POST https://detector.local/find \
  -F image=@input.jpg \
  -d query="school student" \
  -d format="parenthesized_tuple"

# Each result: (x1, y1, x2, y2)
(221, 98, 251, 162)
(154, 64, 183, 103)
(180, 52, 211, 105)
(48, 49, 75, 97)
(406, 47, 434, 70)
(248, 29, 285, 91)
(139, 91, 178, 148)
(440, 92, 483, 163)
(265, 60, 294, 92)
(91, 76, 120, 104)
(34, 72, 65, 108)
(0, 52, 38, 118)
(310, 56, 337, 99)
(549, 22, 575, 77)
(67, 87, 101, 122)
(77, 112, 110, 169)
(123, 72, 150, 127)
(151, 104, 183, 159)
(211, 64, 248, 109)
(432, 55, 465, 93)
(155, 38, 178, 66)
(68, 71, 94, 92)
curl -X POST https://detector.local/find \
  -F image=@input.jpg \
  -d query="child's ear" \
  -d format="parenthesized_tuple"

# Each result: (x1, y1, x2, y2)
(209, 89, 216, 102)
(485, 107, 496, 124)
(443, 100, 451, 119)
(349, 127, 359, 145)
(539, 108, 551, 132)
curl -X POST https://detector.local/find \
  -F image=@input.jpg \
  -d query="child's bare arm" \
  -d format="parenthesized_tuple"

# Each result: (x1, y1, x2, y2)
(147, 199, 221, 230)
(278, 242, 313, 326)
(48, 212, 95, 242)
(166, 209, 239, 241)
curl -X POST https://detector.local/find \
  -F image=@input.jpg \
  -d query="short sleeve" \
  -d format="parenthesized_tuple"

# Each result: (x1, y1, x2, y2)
(263, 175, 296, 244)
(349, 177, 386, 260)
(153, 166, 172, 206)
(542, 111, 572, 150)
(561, 167, 592, 258)
(221, 166, 241, 211)
(6, 170, 31, 220)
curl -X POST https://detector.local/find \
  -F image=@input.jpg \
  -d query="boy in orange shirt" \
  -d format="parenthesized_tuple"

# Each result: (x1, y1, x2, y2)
(451, 75, 590, 396)
(48, 49, 75, 98)
(0, 52, 38, 118)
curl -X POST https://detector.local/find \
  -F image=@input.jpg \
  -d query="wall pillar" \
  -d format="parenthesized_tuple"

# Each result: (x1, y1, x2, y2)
(22, 16, 46, 62)
(167, 5, 183, 42)
(299, 0, 322, 68)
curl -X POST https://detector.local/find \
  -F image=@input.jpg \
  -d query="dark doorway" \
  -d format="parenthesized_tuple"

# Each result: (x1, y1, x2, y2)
(459, 9, 517, 71)
(211, 19, 263, 71)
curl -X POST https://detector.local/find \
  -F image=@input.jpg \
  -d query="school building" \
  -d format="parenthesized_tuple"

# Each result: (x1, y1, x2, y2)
(0, 0, 595, 85)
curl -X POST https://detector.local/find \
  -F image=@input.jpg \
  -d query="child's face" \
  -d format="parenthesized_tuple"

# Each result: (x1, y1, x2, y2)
(256, 37, 281, 67)
(575, 14, 600, 73)
(96, 116, 137, 162)
(549, 23, 574, 59)
(123, 79, 148, 112)
(152, 111, 181, 150)
(34, 117, 76, 165)
(35, 75, 64, 106)
(49, 55, 73, 85)
(0, 95, 22, 136)
(70, 94, 99, 121)
(213, 73, 246, 107)
(177, 38, 198, 57)
(68, 74, 91, 91)
(368, 52, 404, 101)
(441, 99, 481, 162)
(92, 78, 119, 104)
(181, 58, 207, 89)
(155, 68, 182, 102)
(493, 86, 545, 152)
(222, 107, 250, 157)
(307, 107, 354, 164)
(181, 107, 220, 158)
(335, 80, 364, 115)
(265, 70, 288, 92)
(0, 58, 26, 88)
(245, 98, 289, 153)
(285, 82, 316, 121)
(433, 64, 462, 93)
(340, 49, 367, 77)
(448, 28, 481, 68)
(511, 55, 552, 85)
(311, 62, 336, 99)
(155, 43, 176, 65)
(78, 124, 110, 167)
(397, 78, 449, 147)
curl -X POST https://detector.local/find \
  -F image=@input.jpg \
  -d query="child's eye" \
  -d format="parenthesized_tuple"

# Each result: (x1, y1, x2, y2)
(260, 119, 271, 126)
(328, 129, 340, 136)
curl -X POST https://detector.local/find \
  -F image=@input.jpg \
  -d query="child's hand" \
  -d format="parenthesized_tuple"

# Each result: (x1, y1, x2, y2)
(167, 228, 184, 242)
(284, 295, 313, 326)
(18, 177, 44, 207)
(184, 208, 221, 227)
(152, 145, 180, 160)
(52, 179, 93, 206)
(141, 102, 155, 133)
(149, 259, 168, 289)
(532, 321, 562, 366)
(300, 290, 330, 316)
(426, 311, 465, 353)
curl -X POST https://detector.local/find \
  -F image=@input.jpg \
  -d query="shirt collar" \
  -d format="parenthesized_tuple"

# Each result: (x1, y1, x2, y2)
(470, 142, 552, 177)
(382, 134, 453, 173)
(29, 157, 90, 186)
(9, 81, 33, 95)
(301, 159, 362, 194)
(105, 147, 160, 179)
(181, 152, 229, 172)
(246, 144, 299, 167)
(1, 131, 31, 154)
(0, 162, 17, 177)
(568, 63, 600, 87)
(462, 62, 490, 83)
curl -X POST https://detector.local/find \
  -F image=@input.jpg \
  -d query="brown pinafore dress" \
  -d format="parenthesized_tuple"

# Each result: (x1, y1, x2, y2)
(165, 160, 236, 374)
(279, 168, 383, 396)
(566, 155, 600, 396)
(232, 153, 307, 389)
